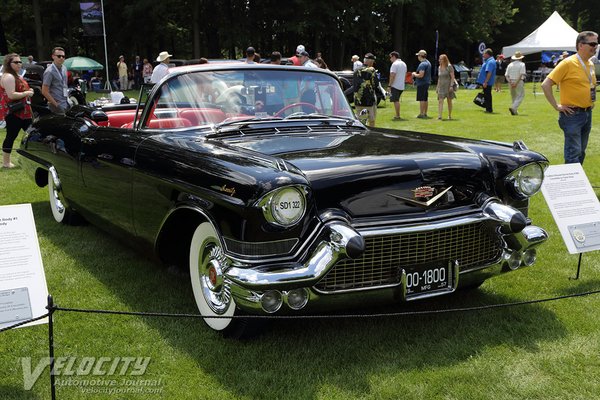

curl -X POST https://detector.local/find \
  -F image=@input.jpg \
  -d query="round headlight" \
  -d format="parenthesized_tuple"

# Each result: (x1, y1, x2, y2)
(514, 163, 544, 197)
(262, 186, 306, 227)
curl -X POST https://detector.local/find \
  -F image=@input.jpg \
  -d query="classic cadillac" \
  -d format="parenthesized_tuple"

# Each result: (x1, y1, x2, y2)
(18, 64, 548, 337)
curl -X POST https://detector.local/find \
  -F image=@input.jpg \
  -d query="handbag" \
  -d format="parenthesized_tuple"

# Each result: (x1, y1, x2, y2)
(451, 79, 459, 92)
(473, 92, 486, 108)
(7, 100, 25, 115)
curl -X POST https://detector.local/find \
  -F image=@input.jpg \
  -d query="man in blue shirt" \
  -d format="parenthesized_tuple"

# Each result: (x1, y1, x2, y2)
(477, 48, 496, 113)
(411, 50, 431, 118)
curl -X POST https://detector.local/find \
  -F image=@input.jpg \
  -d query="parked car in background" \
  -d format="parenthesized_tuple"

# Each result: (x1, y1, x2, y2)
(18, 63, 549, 337)
(334, 70, 387, 105)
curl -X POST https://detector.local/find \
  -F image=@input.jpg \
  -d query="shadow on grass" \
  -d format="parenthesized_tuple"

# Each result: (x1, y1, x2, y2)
(0, 385, 42, 400)
(29, 201, 569, 399)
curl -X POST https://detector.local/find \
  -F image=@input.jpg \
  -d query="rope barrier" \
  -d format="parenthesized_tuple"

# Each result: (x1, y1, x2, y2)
(0, 313, 50, 333)
(53, 288, 600, 319)
(2, 288, 600, 333)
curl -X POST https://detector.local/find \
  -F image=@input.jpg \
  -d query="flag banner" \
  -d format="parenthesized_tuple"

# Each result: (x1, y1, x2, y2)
(80, 2, 103, 36)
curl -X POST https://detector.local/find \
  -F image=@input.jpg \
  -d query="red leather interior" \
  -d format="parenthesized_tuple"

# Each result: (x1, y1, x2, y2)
(179, 108, 226, 125)
(105, 110, 141, 128)
(120, 118, 193, 129)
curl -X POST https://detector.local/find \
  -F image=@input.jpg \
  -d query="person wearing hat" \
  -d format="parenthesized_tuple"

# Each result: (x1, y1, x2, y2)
(151, 51, 172, 83)
(542, 30, 598, 165)
(298, 51, 318, 68)
(411, 49, 431, 118)
(117, 55, 128, 91)
(555, 51, 570, 66)
(344, 53, 380, 127)
(505, 51, 527, 115)
(289, 45, 305, 66)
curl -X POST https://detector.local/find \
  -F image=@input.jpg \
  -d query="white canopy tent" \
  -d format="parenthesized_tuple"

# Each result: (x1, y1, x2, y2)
(502, 11, 577, 57)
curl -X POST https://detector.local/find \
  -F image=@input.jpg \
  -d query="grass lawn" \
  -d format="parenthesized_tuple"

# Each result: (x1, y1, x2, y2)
(1, 84, 600, 399)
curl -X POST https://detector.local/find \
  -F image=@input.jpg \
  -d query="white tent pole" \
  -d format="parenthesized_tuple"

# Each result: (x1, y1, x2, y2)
(100, 0, 111, 91)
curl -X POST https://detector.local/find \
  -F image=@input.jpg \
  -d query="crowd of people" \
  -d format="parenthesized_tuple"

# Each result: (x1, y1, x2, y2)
(1, 30, 598, 168)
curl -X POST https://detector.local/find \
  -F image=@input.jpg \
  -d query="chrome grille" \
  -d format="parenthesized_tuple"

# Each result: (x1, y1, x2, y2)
(224, 237, 298, 257)
(315, 222, 502, 292)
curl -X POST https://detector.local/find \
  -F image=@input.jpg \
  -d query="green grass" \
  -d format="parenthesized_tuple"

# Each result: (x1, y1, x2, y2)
(2, 84, 600, 399)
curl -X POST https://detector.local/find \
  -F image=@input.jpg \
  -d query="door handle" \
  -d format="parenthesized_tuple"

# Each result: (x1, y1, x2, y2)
(82, 137, 96, 145)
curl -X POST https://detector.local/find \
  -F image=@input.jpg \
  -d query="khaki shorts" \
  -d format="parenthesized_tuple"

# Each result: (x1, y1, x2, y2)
(356, 104, 377, 123)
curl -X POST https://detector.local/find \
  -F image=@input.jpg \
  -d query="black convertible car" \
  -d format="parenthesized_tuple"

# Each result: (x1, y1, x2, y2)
(18, 64, 548, 337)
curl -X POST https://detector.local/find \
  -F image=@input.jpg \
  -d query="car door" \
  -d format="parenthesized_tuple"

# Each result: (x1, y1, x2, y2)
(79, 125, 143, 236)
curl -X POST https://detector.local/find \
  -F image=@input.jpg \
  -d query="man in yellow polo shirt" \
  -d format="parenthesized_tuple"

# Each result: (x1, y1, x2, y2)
(542, 31, 598, 164)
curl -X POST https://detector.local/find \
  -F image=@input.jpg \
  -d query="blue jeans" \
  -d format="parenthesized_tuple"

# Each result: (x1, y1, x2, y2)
(558, 110, 592, 164)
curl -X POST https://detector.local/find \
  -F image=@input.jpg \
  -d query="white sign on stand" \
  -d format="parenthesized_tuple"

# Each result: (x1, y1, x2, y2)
(541, 164, 600, 254)
(0, 204, 49, 329)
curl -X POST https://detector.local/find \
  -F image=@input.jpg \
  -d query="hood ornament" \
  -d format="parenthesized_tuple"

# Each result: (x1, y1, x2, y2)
(388, 186, 453, 208)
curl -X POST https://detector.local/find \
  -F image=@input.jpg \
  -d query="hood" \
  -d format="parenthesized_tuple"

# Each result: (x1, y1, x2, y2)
(227, 129, 493, 218)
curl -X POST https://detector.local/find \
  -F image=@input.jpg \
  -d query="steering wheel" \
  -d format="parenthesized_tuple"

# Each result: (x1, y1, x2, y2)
(274, 102, 320, 117)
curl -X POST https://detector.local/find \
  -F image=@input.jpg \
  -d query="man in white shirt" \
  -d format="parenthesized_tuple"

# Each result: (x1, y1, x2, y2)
(388, 51, 407, 120)
(505, 51, 527, 115)
(352, 55, 363, 71)
(299, 51, 318, 68)
(151, 51, 172, 83)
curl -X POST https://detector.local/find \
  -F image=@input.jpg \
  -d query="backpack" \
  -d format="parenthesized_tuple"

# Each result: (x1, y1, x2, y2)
(354, 66, 377, 106)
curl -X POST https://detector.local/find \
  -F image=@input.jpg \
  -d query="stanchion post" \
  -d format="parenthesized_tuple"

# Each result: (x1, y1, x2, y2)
(47, 295, 57, 400)
(574, 253, 583, 280)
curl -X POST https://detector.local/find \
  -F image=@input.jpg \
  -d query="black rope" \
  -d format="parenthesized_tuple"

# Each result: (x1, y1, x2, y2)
(51, 288, 600, 320)
(2, 289, 600, 333)
(0, 313, 50, 333)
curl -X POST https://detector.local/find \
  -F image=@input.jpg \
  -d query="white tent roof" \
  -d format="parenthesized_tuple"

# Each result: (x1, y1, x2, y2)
(502, 11, 577, 57)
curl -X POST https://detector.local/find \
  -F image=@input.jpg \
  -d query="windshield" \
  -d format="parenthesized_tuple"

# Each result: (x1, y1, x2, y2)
(143, 68, 356, 129)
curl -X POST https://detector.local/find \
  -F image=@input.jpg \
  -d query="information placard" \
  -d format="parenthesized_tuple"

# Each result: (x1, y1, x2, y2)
(541, 164, 600, 254)
(0, 204, 49, 329)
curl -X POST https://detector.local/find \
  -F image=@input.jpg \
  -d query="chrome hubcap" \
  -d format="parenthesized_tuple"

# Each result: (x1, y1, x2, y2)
(200, 245, 231, 314)
(52, 188, 65, 215)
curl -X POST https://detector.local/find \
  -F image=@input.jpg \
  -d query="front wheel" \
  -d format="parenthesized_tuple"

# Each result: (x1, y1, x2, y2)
(189, 222, 260, 338)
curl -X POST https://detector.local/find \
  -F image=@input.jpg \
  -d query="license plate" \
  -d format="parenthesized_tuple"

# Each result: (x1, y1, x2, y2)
(403, 263, 451, 298)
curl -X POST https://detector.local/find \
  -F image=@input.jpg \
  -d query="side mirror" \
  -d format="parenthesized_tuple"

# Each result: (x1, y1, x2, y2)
(90, 110, 109, 122)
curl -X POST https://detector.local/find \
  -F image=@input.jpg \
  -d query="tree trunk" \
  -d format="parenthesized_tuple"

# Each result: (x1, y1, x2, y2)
(392, 3, 404, 54)
(192, 1, 201, 59)
(32, 0, 44, 60)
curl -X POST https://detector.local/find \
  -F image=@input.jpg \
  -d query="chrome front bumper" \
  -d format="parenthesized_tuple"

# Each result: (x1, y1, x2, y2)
(223, 200, 548, 314)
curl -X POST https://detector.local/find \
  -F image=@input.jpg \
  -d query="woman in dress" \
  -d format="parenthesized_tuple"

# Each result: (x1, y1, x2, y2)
(435, 54, 456, 120)
(142, 58, 153, 84)
(0, 54, 34, 168)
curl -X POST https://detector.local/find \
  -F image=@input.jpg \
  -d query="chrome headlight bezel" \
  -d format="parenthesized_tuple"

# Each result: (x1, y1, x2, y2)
(257, 185, 308, 227)
(506, 162, 548, 198)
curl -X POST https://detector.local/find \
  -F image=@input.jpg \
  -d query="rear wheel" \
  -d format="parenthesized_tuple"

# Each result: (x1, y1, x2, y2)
(189, 222, 260, 338)
(48, 168, 81, 225)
